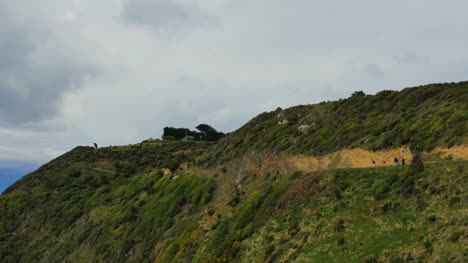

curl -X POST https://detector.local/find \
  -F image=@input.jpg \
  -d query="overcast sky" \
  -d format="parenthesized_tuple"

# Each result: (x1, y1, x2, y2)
(1, 0, 468, 166)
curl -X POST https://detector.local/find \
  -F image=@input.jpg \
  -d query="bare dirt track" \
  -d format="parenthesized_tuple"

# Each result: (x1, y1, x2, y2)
(218, 144, 468, 176)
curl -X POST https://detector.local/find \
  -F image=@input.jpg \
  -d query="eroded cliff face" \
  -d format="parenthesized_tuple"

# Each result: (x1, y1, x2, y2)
(194, 145, 468, 178)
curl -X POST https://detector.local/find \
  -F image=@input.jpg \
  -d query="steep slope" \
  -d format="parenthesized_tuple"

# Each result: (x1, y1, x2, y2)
(199, 82, 467, 166)
(1, 82, 467, 263)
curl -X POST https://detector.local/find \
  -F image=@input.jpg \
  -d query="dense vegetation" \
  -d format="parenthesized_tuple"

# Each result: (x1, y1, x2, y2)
(1, 153, 466, 262)
(199, 82, 468, 166)
(4, 141, 212, 195)
(163, 124, 225, 141)
(0, 82, 467, 262)
(0, 166, 215, 262)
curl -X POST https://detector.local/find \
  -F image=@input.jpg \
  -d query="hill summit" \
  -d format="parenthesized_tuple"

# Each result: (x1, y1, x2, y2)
(1, 81, 467, 263)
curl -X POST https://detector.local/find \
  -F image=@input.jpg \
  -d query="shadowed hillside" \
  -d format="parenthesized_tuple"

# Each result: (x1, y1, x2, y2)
(0, 82, 467, 263)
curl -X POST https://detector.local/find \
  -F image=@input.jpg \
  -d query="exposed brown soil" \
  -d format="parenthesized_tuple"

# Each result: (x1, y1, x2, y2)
(429, 144, 468, 160)
(190, 144, 468, 230)
(211, 144, 468, 176)
(277, 173, 324, 209)
(198, 208, 218, 230)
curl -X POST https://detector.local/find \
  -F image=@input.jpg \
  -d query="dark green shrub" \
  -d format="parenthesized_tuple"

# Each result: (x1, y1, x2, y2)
(410, 153, 425, 173)
(68, 169, 82, 178)
(449, 231, 462, 242)
(334, 219, 345, 232)
(100, 175, 109, 185)
(449, 196, 461, 207)
(333, 186, 343, 200)
(371, 179, 390, 200)
(400, 176, 415, 197)
(264, 244, 275, 257)
(337, 237, 346, 247)
(115, 162, 137, 177)
(167, 160, 180, 172)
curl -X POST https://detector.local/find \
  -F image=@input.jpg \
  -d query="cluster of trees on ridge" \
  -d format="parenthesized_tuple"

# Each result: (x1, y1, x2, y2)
(162, 124, 224, 141)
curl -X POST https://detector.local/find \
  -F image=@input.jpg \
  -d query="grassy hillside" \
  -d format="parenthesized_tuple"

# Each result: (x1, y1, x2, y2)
(200, 82, 467, 166)
(4, 141, 212, 195)
(1, 82, 467, 262)
(1, 155, 466, 262)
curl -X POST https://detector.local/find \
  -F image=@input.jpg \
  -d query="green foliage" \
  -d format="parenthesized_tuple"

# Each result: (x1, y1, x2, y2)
(201, 81, 468, 165)
(370, 179, 389, 200)
(161, 243, 180, 262)
(166, 159, 180, 172)
(351, 90, 366, 96)
(0, 163, 215, 263)
(163, 124, 224, 141)
(114, 162, 137, 177)
(3, 161, 465, 262)
(241, 223, 255, 239)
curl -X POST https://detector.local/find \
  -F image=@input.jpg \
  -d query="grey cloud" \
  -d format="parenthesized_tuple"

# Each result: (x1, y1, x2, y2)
(1, 0, 468, 164)
(123, 0, 216, 29)
(394, 51, 431, 64)
(0, 65, 94, 125)
(363, 64, 385, 78)
(0, 5, 96, 126)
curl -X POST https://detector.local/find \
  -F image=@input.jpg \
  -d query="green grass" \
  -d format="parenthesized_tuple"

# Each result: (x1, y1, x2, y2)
(1, 156, 466, 262)
(200, 82, 468, 165)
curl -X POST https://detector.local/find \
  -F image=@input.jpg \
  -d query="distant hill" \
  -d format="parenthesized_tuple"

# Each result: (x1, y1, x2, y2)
(1, 81, 467, 263)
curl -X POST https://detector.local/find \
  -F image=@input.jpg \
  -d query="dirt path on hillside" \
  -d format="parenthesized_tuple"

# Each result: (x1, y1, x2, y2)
(214, 144, 468, 176)
(429, 145, 468, 160)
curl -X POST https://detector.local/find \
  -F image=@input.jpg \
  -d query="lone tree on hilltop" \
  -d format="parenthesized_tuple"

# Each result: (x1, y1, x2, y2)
(161, 124, 224, 141)
(163, 127, 195, 141)
(351, 91, 365, 96)
(196, 124, 224, 141)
